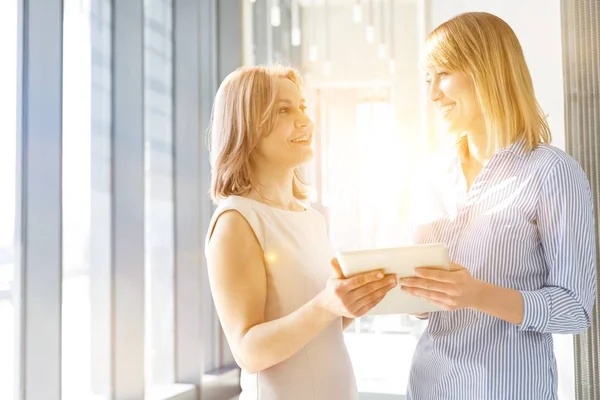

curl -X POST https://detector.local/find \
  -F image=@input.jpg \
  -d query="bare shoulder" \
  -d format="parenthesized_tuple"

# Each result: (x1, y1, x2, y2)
(207, 209, 262, 258)
(209, 209, 254, 241)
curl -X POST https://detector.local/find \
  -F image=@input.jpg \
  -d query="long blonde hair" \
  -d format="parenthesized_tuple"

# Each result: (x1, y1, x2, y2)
(207, 64, 308, 203)
(423, 12, 551, 153)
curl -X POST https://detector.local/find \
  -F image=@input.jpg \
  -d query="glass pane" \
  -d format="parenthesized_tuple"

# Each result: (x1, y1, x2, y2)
(144, 0, 175, 390)
(0, 1, 18, 399)
(311, 88, 426, 396)
(350, 101, 425, 395)
(62, 0, 112, 399)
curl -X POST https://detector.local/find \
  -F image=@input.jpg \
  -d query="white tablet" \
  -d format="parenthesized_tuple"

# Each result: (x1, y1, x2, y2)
(336, 243, 450, 315)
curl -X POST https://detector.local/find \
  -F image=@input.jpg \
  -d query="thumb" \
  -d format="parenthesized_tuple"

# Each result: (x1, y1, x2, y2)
(449, 262, 464, 271)
(330, 257, 345, 279)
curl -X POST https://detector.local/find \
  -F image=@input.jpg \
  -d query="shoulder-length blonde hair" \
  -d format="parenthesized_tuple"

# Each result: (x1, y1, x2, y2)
(423, 12, 551, 152)
(207, 64, 308, 203)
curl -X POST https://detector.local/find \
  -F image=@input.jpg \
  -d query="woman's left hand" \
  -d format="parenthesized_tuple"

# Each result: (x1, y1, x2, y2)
(399, 263, 484, 311)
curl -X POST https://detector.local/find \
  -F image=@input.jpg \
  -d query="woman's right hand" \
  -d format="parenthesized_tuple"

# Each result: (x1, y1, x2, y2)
(316, 258, 398, 319)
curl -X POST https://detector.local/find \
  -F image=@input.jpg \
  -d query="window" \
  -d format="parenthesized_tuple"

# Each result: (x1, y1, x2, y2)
(0, 1, 18, 399)
(345, 99, 426, 395)
(61, 0, 112, 398)
(144, 0, 175, 390)
(310, 88, 427, 396)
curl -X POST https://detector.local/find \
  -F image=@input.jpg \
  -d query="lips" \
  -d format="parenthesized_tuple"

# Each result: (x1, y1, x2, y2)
(291, 135, 311, 143)
(439, 103, 456, 116)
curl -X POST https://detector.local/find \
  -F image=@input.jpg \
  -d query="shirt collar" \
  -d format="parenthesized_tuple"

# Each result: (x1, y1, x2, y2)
(497, 136, 528, 159)
(456, 135, 529, 162)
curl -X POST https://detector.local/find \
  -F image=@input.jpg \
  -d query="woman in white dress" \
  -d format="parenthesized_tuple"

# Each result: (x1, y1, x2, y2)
(205, 64, 398, 400)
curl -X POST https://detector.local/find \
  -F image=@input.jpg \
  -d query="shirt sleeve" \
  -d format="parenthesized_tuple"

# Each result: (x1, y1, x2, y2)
(518, 158, 597, 334)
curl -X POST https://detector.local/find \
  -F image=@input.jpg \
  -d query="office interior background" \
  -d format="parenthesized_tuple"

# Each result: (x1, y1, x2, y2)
(0, 0, 598, 399)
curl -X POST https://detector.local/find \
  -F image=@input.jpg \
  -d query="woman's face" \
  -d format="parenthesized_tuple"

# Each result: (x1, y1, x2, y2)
(253, 78, 314, 169)
(425, 67, 484, 134)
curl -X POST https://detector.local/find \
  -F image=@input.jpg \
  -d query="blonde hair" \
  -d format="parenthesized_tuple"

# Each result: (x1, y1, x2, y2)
(423, 12, 551, 153)
(207, 64, 308, 203)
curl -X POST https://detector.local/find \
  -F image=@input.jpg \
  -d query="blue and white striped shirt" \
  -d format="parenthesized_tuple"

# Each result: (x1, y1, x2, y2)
(407, 138, 597, 400)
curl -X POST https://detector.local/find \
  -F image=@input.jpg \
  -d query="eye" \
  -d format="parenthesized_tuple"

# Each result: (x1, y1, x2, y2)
(279, 107, 289, 114)
(437, 71, 449, 78)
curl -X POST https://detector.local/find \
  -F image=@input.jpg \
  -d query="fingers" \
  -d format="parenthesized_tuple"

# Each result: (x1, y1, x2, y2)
(400, 277, 458, 296)
(449, 262, 463, 271)
(414, 267, 456, 282)
(414, 263, 466, 280)
(330, 270, 395, 318)
(352, 282, 396, 313)
(400, 263, 470, 312)
(401, 286, 457, 310)
(330, 257, 345, 279)
(423, 298, 453, 311)
(401, 286, 444, 301)
(354, 295, 386, 317)
(344, 269, 385, 291)
(350, 275, 397, 301)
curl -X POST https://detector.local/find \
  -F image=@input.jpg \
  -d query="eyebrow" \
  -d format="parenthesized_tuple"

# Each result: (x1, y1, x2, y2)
(278, 98, 306, 105)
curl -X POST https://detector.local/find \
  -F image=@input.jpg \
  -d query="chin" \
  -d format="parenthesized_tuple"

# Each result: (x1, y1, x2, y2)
(290, 148, 314, 168)
(298, 150, 314, 165)
(442, 119, 465, 135)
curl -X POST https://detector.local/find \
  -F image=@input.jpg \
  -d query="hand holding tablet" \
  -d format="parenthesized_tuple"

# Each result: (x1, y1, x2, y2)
(335, 243, 450, 315)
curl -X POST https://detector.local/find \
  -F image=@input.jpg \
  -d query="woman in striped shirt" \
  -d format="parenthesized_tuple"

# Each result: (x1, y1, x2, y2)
(399, 12, 597, 400)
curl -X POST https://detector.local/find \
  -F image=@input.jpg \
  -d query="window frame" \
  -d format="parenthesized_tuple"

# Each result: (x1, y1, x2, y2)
(13, 0, 241, 398)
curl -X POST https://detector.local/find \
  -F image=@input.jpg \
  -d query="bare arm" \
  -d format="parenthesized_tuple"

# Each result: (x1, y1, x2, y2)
(472, 282, 523, 325)
(207, 210, 396, 373)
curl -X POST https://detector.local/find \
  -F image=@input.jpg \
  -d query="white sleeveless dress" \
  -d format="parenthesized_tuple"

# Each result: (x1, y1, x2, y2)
(206, 195, 358, 400)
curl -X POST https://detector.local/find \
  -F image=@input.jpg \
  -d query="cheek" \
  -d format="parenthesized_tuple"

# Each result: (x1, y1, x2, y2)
(441, 79, 481, 114)
(456, 80, 480, 114)
(259, 127, 290, 154)
(438, 79, 453, 96)
(439, 76, 464, 101)
(464, 93, 482, 117)
(271, 120, 295, 141)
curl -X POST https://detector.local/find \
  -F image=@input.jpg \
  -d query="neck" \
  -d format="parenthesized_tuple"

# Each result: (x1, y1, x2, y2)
(247, 161, 298, 210)
(463, 129, 492, 166)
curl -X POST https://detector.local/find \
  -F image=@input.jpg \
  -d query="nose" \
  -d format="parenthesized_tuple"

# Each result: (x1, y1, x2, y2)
(295, 113, 310, 129)
(429, 79, 442, 102)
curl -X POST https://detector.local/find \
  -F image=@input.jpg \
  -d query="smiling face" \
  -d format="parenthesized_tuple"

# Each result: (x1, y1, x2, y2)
(253, 77, 314, 169)
(425, 67, 485, 135)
